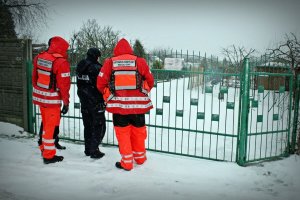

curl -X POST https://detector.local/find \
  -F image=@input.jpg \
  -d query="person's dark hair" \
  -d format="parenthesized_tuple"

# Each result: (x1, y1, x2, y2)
(87, 48, 101, 61)
(86, 47, 101, 62)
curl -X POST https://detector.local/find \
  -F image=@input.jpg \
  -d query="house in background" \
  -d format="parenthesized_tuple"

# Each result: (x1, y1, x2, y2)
(253, 62, 290, 91)
(164, 58, 185, 70)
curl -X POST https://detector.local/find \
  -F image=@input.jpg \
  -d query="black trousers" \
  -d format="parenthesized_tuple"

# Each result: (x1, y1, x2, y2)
(81, 106, 106, 153)
(113, 114, 145, 127)
(38, 122, 59, 146)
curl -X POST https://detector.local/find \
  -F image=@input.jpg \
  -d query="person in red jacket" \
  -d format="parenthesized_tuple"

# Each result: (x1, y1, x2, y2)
(32, 36, 71, 164)
(97, 38, 154, 171)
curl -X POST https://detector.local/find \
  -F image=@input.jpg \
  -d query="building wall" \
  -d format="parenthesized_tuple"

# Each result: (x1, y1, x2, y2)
(254, 66, 289, 90)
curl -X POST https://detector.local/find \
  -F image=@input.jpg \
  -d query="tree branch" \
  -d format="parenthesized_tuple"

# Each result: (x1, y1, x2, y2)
(5, 3, 41, 8)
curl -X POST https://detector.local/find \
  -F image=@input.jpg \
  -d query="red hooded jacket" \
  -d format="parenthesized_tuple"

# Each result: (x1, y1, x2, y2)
(32, 36, 71, 107)
(97, 38, 154, 114)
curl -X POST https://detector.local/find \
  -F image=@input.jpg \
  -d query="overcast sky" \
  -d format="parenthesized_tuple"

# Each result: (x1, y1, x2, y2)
(36, 0, 300, 57)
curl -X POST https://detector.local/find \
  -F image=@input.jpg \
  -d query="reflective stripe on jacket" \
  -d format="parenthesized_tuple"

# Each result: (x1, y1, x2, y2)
(105, 54, 153, 114)
(111, 55, 139, 91)
(97, 38, 154, 115)
(32, 50, 71, 107)
(36, 53, 62, 89)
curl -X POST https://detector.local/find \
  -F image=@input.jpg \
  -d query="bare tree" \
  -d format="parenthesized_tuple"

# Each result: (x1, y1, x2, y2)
(222, 45, 255, 73)
(1, 0, 48, 39)
(267, 33, 300, 154)
(267, 33, 300, 78)
(0, 0, 16, 38)
(70, 19, 120, 65)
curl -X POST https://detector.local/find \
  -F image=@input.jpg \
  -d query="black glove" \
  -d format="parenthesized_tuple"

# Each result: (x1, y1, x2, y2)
(61, 105, 69, 115)
(97, 102, 106, 113)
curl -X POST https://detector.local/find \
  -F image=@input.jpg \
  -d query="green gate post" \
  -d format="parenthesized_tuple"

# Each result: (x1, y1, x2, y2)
(291, 75, 300, 152)
(238, 58, 250, 166)
(26, 60, 34, 133)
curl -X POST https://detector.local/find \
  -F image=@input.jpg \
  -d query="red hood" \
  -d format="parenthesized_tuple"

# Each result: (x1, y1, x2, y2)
(48, 36, 69, 58)
(113, 38, 133, 56)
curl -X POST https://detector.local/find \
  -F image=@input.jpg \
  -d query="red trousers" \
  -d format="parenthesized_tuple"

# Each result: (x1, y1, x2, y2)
(115, 125, 147, 170)
(39, 106, 61, 159)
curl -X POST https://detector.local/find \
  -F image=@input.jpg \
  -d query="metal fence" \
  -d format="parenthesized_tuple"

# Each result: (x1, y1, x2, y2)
(27, 54, 300, 165)
(242, 62, 296, 164)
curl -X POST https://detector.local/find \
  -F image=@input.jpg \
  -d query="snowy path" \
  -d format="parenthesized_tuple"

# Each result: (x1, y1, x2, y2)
(0, 122, 300, 200)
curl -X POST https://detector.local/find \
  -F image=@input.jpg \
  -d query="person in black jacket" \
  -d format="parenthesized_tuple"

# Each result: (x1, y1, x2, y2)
(76, 48, 106, 159)
(38, 122, 66, 151)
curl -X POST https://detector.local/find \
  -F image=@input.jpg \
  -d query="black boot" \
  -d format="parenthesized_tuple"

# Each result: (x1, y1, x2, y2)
(43, 155, 64, 164)
(115, 162, 130, 171)
(90, 149, 105, 159)
(84, 150, 90, 156)
(55, 143, 66, 150)
(115, 162, 123, 169)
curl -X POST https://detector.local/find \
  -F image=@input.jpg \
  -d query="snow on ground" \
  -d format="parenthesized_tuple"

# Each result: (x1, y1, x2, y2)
(0, 122, 300, 200)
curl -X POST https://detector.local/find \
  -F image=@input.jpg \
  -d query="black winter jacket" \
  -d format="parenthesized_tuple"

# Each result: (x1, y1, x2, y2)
(76, 55, 104, 108)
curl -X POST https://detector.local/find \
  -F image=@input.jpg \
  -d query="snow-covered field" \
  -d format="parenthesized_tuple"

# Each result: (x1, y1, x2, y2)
(0, 121, 300, 200)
